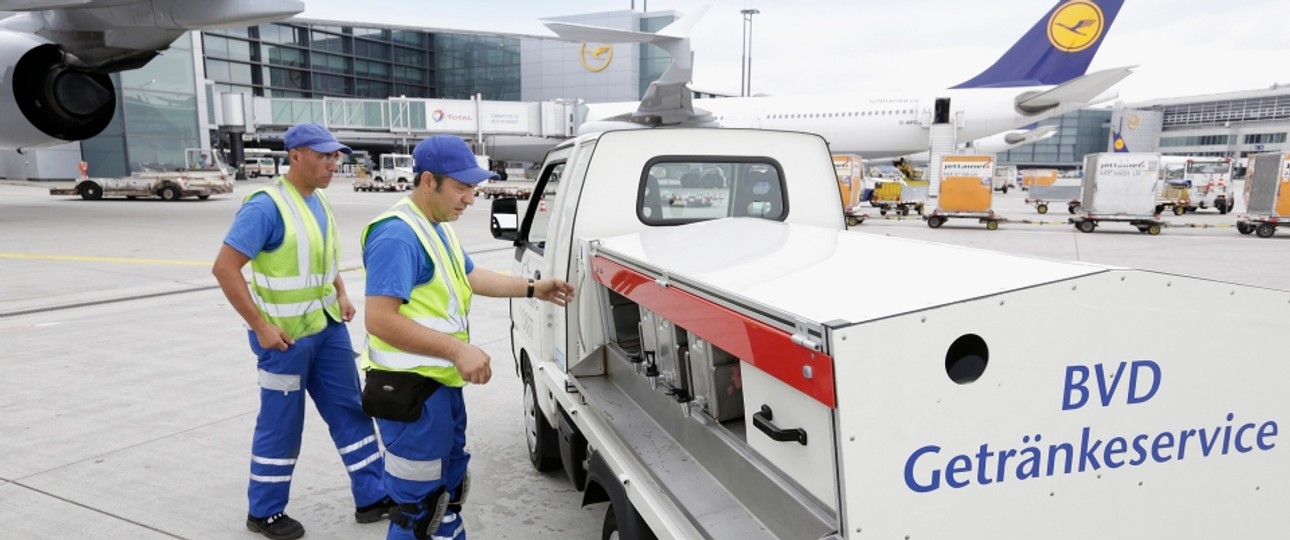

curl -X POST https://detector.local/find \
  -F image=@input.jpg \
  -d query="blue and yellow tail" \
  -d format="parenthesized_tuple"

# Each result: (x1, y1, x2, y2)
(952, 0, 1124, 89)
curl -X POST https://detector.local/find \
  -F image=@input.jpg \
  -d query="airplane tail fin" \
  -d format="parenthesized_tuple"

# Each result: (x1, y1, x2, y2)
(952, 0, 1123, 89)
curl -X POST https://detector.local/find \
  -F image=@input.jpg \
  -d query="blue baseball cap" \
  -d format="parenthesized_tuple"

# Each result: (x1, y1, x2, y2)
(412, 135, 498, 185)
(284, 122, 352, 155)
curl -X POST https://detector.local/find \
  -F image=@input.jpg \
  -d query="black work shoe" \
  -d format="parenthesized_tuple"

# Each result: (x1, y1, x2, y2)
(246, 512, 305, 540)
(355, 496, 396, 523)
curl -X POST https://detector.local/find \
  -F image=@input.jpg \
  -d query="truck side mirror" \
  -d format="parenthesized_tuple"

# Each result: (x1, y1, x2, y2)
(490, 197, 520, 241)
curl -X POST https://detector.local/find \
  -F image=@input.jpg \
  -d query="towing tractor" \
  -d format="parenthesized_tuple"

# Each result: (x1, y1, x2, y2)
(490, 128, 1289, 539)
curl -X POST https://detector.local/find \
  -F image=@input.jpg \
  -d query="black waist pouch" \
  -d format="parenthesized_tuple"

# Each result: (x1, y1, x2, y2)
(362, 369, 442, 422)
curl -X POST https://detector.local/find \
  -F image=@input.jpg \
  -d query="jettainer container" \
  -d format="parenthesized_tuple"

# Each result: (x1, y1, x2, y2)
(1238, 152, 1290, 238)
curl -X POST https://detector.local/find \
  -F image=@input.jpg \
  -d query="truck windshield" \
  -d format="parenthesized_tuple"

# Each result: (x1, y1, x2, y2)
(394, 156, 414, 169)
(1188, 162, 1230, 175)
(639, 159, 786, 225)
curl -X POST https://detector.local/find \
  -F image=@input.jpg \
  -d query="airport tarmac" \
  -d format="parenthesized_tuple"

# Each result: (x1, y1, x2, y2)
(2, 176, 1289, 539)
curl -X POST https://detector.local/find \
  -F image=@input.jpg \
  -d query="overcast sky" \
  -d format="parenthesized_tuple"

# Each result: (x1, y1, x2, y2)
(300, 0, 1287, 104)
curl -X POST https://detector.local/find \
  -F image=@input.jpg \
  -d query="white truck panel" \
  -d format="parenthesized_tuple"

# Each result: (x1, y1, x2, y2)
(742, 363, 839, 507)
(594, 218, 1106, 325)
(830, 269, 1289, 538)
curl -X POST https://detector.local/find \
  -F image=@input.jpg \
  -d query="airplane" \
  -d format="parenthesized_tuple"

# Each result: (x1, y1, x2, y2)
(0, 0, 303, 150)
(491, 0, 1130, 162)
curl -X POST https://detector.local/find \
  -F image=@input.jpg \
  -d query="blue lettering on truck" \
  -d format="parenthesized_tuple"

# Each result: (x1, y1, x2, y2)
(903, 361, 1279, 493)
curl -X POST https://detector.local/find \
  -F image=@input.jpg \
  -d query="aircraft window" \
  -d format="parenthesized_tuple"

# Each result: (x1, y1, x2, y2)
(638, 159, 787, 225)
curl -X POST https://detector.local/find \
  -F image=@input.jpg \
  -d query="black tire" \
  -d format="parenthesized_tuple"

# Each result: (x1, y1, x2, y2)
(927, 216, 944, 229)
(1147, 224, 1162, 236)
(1256, 223, 1276, 238)
(915, 203, 925, 216)
(79, 182, 103, 201)
(1173, 205, 1185, 216)
(846, 216, 859, 227)
(1077, 220, 1096, 233)
(986, 220, 998, 231)
(158, 185, 181, 201)
(523, 361, 561, 472)
(898, 206, 909, 216)
(198, 194, 210, 200)
(1237, 222, 1254, 235)
(1067, 204, 1078, 215)
(1002, 185, 1010, 194)
(1220, 201, 1232, 215)
(1036, 204, 1048, 215)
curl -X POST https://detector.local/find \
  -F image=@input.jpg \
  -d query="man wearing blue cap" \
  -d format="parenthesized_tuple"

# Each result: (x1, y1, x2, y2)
(213, 122, 393, 540)
(360, 135, 574, 540)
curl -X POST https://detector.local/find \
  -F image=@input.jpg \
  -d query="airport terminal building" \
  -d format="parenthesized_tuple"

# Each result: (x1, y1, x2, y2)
(1, 11, 1288, 180)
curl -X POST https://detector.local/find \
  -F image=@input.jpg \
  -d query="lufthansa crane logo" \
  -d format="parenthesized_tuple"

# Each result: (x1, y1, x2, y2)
(579, 43, 613, 72)
(1126, 113, 1141, 130)
(1047, 1, 1105, 53)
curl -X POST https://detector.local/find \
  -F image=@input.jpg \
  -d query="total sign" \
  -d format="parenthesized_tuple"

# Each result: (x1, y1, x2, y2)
(426, 100, 477, 132)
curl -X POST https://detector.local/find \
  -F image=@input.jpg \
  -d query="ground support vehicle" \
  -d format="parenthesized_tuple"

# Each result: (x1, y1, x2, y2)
(1026, 184, 1082, 214)
(1070, 153, 1166, 234)
(843, 207, 868, 226)
(1236, 152, 1290, 238)
(354, 153, 414, 192)
(1153, 180, 1191, 216)
(490, 128, 1289, 539)
(992, 165, 1017, 193)
(1162, 156, 1235, 214)
(867, 180, 926, 216)
(927, 156, 1003, 229)
(925, 209, 1003, 230)
(51, 149, 233, 201)
(476, 180, 537, 199)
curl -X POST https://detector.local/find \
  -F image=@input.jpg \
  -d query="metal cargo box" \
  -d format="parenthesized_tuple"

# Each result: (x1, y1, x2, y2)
(1245, 153, 1290, 216)
(1081, 152, 1161, 215)
(686, 332, 743, 422)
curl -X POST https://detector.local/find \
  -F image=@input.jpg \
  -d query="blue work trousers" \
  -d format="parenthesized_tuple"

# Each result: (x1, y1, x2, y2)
(246, 320, 386, 518)
(375, 385, 469, 540)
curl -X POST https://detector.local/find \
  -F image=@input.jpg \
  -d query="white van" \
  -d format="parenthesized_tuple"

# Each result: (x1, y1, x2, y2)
(245, 157, 277, 178)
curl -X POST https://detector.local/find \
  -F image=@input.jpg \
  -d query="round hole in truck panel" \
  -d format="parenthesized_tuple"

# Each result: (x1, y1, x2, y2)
(945, 334, 988, 384)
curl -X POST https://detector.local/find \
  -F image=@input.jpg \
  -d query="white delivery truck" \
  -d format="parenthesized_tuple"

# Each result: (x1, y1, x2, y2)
(489, 128, 1288, 539)
(1160, 156, 1236, 214)
(355, 153, 414, 192)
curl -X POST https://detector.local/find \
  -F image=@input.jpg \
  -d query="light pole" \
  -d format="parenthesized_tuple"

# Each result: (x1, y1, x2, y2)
(740, 8, 759, 97)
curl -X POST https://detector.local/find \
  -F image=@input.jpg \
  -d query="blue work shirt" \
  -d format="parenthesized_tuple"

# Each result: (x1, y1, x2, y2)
(223, 191, 329, 258)
(364, 217, 475, 302)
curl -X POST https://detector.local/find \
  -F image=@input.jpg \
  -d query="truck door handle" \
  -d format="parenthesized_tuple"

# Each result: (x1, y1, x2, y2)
(753, 405, 807, 445)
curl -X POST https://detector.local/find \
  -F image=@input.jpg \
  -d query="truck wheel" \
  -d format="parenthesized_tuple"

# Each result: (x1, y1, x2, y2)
(1077, 220, 1096, 233)
(198, 194, 210, 200)
(985, 220, 998, 231)
(1173, 205, 1185, 216)
(158, 185, 181, 201)
(927, 216, 944, 229)
(601, 500, 657, 540)
(1221, 201, 1232, 214)
(1036, 203, 1048, 214)
(523, 361, 562, 472)
(79, 182, 103, 201)
(1147, 224, 1162, 235)
(1256, 223, 1276, 238)
(846, 216, 859, 226)
(1237, 222, 1253, 235)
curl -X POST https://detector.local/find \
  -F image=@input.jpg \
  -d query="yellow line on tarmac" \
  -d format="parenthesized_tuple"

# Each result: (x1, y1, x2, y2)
(0, 253, 212, 266)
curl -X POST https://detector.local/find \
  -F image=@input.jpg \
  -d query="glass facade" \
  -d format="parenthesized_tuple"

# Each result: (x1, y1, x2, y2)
(435, 34, 521, 100)
(204, 23, 435, 99)
(998, 109, 1112, 168)
(81, 34, 200, 174)
(1160, 95, 1290, 127)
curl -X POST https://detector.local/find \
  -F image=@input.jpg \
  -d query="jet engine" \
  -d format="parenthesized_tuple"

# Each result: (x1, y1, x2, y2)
(0, 32, 116, 150)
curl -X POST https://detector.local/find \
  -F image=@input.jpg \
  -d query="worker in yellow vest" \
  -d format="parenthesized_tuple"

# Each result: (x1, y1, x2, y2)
(360, 135, 573, 540)
(213, 123, 393, 540)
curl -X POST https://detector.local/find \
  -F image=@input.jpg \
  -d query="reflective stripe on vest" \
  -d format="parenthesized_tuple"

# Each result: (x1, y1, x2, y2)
(362, 197, 472, 386)
(245, 179, 341, 339)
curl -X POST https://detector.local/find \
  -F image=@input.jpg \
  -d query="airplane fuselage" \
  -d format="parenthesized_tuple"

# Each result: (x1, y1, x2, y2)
(585, 86, 1067, 160)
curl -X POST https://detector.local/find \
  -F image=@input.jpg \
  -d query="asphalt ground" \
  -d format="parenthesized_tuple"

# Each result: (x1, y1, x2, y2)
(1, 176, 1287, 539)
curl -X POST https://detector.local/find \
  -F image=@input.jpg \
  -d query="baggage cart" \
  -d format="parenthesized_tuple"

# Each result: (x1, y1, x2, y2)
(926, 155, 1003, 230)
(1070, 153, 1167, 234)
(1025, 183, 1082, 214)
(868, 179, 927, 216)
(1154, 179, 1191, 216)
(1236, 152, 1290, 238)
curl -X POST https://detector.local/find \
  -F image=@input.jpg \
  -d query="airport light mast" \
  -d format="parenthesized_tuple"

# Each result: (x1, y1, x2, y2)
(741, 8, 759, 97)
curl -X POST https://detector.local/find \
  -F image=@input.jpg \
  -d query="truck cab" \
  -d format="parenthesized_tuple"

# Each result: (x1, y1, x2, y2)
(373, 153, 414, 191)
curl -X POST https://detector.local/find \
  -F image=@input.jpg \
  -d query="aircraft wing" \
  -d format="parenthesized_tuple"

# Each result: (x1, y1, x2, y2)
(1016, 67, 1135, 114)
(0, 0, 91, 9)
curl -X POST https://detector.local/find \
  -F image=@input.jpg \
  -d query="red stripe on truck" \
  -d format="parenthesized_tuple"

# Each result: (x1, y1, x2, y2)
(591, 255, 836, 409)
